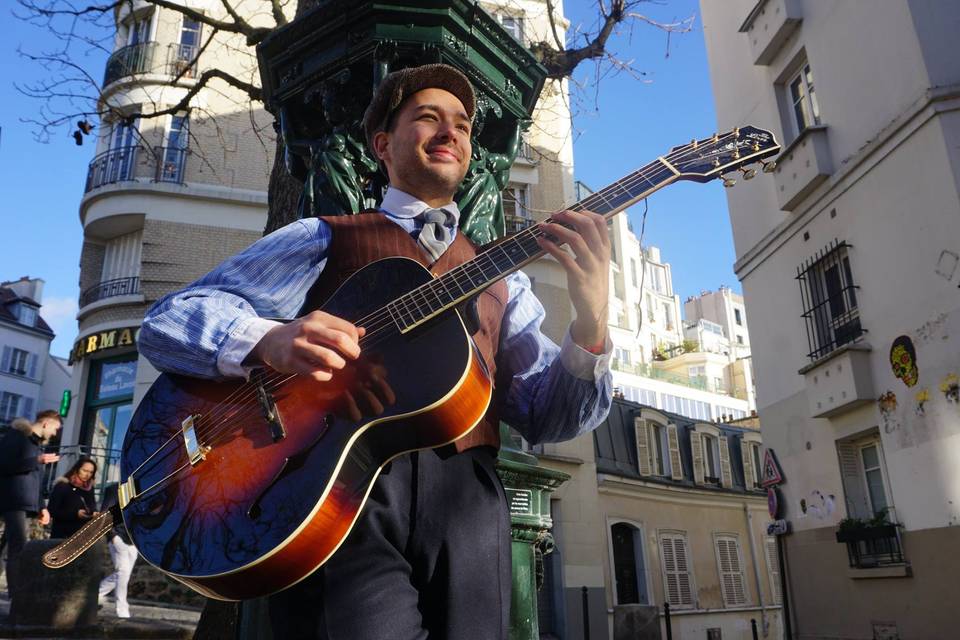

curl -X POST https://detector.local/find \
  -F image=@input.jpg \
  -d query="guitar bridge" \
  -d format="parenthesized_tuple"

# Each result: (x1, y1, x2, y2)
(182, 415, 209, 466)
(255, 375, 286, 442)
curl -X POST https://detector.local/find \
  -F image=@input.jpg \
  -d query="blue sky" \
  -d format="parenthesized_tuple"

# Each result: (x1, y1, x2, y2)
(0, 0, 738, 359)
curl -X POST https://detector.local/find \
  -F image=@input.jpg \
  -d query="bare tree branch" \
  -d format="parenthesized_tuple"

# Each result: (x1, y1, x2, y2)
(270, 0, 288, 27)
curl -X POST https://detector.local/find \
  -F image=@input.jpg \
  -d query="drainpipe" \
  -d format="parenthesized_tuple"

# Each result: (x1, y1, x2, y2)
(743, 504, 768, 637)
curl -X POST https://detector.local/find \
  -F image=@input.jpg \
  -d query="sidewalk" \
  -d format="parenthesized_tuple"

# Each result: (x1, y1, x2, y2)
(0, 591, 200, 639)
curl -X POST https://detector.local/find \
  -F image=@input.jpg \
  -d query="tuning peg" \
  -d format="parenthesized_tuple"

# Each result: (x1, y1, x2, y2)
(739, 167, 756, 180)
(761, 160, 777, 173)
(722, 175, 736, 188)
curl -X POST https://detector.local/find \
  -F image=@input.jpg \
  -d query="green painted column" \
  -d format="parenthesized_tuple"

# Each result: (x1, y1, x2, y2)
(497, 424, 569, 640)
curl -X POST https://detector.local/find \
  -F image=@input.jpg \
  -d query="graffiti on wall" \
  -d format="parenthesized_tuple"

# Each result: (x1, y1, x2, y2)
(798, 490, 836, 521)
(889, 336, 919, 387)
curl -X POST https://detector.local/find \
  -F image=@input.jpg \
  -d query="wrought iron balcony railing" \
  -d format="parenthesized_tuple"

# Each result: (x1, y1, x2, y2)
(835, 524, 904, 568)
(103, 41, 160, 86)
(85, 145, 139, 192)
(168, 43, 199, 78)
(79, 276, 140, 308)
(155, 146, 188, 184)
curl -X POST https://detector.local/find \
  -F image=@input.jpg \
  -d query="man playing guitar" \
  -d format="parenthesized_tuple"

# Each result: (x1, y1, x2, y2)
(139, 63, 613, 640)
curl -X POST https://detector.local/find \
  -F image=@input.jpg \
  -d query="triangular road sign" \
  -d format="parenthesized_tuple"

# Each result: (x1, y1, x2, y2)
(760, 449, 784, 488)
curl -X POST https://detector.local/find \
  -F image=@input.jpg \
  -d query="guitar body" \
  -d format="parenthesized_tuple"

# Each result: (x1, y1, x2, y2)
(120, 257, 492, 600)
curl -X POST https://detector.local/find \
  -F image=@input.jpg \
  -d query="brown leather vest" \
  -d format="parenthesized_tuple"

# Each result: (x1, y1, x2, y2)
(302, 212, 508, 452)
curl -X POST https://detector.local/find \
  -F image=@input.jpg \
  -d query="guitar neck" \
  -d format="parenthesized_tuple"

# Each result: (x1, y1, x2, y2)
(382, 157, 680, 333)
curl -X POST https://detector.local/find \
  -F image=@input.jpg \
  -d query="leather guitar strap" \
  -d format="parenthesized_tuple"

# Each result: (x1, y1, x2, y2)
(41, 504, 122, 569)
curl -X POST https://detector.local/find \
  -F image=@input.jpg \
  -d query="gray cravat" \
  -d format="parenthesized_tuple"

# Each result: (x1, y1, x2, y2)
(417, 208, 454, 261)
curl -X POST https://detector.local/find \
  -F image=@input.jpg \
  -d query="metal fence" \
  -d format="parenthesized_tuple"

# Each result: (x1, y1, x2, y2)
(79, 276, 140, 308)
(85, 145, 139, 192)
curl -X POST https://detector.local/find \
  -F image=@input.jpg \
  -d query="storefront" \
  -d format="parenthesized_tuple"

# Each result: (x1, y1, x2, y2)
(67, 326, 140, 484)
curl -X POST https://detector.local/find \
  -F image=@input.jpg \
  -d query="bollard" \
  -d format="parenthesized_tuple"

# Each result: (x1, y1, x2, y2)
(581, 586, 590, 640)
(751, 618, 759, 640)
(663, 601, 672, 640)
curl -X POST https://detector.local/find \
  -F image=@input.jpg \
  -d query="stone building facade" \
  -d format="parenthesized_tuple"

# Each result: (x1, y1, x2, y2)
(702, 1, 960, 637)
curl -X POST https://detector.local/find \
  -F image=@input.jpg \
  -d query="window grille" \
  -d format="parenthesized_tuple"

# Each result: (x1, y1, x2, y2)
(796, 240, 865, 360)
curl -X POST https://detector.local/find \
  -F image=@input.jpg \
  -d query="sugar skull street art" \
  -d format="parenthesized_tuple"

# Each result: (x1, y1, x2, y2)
(890, 335, 919, 387)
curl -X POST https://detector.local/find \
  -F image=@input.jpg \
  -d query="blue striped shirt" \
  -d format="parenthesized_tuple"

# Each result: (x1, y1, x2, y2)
(138, 188, 612, 444)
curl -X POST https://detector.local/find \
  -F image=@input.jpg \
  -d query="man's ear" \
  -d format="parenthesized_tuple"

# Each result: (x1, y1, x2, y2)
(372, 130, 390, 164)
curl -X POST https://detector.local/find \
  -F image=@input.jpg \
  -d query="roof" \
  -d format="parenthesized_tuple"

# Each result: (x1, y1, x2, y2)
(0, 286, 55, 336)
(594, 397, 762, 495)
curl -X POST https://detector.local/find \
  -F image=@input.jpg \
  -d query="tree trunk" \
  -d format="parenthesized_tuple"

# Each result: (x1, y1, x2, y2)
(264, 137, 305, 235)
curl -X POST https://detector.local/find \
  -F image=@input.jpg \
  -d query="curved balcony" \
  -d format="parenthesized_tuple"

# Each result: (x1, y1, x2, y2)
(86, 146, 138, 192)
(103, 42, 160, 86)
(79, 276, 140, 308)
(103, 42, 199, 86)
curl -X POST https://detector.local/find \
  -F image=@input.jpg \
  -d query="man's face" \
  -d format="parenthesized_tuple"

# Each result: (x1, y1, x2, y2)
(374, 87, 472, 201)
(39, 418, 62, 441)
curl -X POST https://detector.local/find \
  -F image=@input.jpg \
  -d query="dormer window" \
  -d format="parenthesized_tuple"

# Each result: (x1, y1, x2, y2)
(14, 303, 38, 327)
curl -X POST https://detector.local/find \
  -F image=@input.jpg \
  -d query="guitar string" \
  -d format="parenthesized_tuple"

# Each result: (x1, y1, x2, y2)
(125, 134, 761, 495)
(124, 133, 753, 493)
(127, 131, 754, 488)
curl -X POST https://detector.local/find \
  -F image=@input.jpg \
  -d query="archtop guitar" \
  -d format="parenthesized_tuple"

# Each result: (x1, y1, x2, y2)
(43, 127, 779, 600)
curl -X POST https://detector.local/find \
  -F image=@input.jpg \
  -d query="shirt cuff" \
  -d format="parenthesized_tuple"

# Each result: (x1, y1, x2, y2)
(559, 327, 612, 381)
(216, 317, 283, 379)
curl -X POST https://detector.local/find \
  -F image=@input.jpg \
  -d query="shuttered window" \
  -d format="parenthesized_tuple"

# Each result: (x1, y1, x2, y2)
(659, 531, 695, 608)
(765, 537, 782, 604)
(667, 424, 683, 480)
(714, 535, 747, 607)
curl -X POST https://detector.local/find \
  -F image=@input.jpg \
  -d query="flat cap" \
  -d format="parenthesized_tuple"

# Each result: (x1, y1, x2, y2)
(362, 63, 476, 155)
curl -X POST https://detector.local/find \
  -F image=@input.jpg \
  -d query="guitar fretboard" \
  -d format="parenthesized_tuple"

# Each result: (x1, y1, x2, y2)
(386, 159, 678, 333)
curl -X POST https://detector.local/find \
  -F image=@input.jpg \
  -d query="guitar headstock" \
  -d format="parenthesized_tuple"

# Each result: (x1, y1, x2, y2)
(667, 126, 780, 186)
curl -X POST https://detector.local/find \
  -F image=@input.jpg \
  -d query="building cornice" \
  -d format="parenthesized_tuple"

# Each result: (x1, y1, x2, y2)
(734, 83, 960, 279)
(598, 473, 767, 509)
(79, 180, 268, 227)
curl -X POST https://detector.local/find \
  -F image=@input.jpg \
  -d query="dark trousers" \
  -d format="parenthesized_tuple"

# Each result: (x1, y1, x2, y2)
(1, 510, 28, 592)
(268, 446, 511, 640)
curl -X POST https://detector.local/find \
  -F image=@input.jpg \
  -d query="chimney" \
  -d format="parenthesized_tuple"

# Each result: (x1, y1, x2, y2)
(1, 276, 45, 303)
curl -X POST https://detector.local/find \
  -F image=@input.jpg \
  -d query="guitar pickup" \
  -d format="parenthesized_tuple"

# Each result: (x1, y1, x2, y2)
(182, 415, 209, 466)
(256, 378, 286, 442)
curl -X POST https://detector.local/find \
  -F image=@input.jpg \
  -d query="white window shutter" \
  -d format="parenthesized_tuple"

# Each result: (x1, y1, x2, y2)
(660, 533, 694, 608)
(634, 417, 652, 476)
(667, 424, 683, 480)
(837, 442, 869, 518)
(719, 436, 733, 487)
(743, 441, 756, 489)
(715, 536, 747, 607)
(27, 353, 38, 379)
(1, 346, 10, 373)
(691, 433, 705, 484)
(765, 537, 782, 604)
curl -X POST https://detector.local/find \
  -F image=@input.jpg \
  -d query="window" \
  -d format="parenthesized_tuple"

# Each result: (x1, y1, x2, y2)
(734, 308, 743, 326)
(172, 16, 202, 77)
(714, 535, 747, 607)
(610, 522, 648, 604)
(736, 335, 744, 345)
(15, 304, 38, 327)
(659, 531, 695, 608)
(1, 347, 36, 379)
(837, 433, 892, 520)
(630, 258, 638, 287)
(650, 423, 668, 476)
(860, 443, 889, 517)
(788, 61, 821, 136)
(494, 13, 524, 43)
(503, 185, 531, 233)
(742, 439, 763, 490)
(702, 434, 719, 483)
(796, 240, 865, 360)
(615, 347, 631, 366)
(127, 13, 152, 46)
(0, 392, 31, 425)
(765, 537, 782, 604)
(158, 114, 189, 183)
(663, 303, 674, 331)
(103, 117, 140, 185)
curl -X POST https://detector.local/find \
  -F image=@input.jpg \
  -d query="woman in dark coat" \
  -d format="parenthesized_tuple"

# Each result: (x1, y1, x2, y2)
(47, 458, 98, 538)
